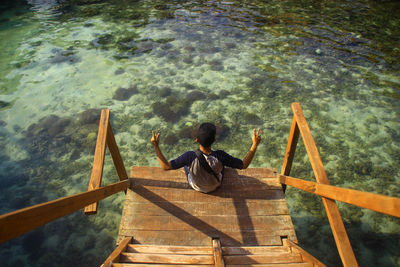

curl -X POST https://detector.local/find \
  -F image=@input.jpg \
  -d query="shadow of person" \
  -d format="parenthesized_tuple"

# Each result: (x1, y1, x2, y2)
(130, 167, 286, 246)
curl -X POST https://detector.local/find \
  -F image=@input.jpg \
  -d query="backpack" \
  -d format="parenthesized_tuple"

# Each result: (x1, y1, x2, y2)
(187, 150, 224, 193)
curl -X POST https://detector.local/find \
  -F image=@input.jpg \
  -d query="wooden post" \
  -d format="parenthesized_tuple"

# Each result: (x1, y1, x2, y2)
(281, 115, 300, 192)
(212, 239, 225, 267)
(281, 115, 300, 176)
(84, 109, 110, 214)
(291, 102, 358, 267)
(107, 121, 128, 181)
(0, 179, 129, 244)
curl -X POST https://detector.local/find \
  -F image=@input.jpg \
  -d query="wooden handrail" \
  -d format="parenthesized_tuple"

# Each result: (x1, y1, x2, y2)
(102, 236, 132, 267)
(0, 179, 130, 244)
(281, 102, 358, 267)
(280, 175, 400, 218)
(85, 109, 128, 214)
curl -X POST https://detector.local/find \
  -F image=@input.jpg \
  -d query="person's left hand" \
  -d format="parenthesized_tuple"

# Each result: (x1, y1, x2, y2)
(151, 130, 160, 146)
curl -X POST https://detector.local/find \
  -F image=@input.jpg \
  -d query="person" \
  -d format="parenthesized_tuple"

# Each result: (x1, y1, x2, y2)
(151, 123, 261, 193)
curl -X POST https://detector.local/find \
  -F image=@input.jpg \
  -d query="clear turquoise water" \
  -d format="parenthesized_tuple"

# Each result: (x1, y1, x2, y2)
(0, 0, 399, 266)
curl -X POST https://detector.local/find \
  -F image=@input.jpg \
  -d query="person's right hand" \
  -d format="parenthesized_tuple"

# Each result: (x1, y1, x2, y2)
(151, 130, 160, 146)
(252, 128, 261, 146)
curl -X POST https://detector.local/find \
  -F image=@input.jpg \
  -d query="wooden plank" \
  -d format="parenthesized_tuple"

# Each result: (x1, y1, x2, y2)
(131, 167, 278, 180)
(222, 246, 290, 255)
(0, 179, 129, 244)
(107, 121, 128, 181)
(131, 186, 284, 202)
(121, 201, 289, 216)
(284, 239, 326, 267)
(126, 244, 212, 254)
(103, 237, 132, 267)
(113, 265, 214, 267)
(280, 175, 400, 218)
(225, 264, 312, 267)
(131, 177, 282, 189)
(224, 254, 302, 264)
(291, 102, 358, 267)
(213, 239, 225, 267)
(119, 229, 291, 246)
(281, 115, 300, 176)
(119, 252, 214, 264)
(84, 109, 110, 214)
(122, 214, 294, 231)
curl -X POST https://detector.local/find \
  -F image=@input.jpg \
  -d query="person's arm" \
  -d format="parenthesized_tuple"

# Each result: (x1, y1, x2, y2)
(151, 130, 172, 170)
(242, 128, 261, 169)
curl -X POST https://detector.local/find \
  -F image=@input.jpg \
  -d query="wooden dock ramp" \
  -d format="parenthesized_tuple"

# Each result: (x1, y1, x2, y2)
(107, 166, 324, 266)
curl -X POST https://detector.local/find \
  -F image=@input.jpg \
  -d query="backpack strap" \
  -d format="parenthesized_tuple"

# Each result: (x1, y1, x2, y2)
(194, 149, 220, 182)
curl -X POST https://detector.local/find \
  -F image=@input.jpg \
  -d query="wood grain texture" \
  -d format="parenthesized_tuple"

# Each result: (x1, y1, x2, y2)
(213, 239, 225, 267)
(224, 254, 302, 264)
(280, 175, 400, 218)
(291, 102, 358, 267)
(127, 244, 212, 254)
(0, 179, 129, 244)
(117, 167, 297, 246)
(107, 121, 128, 182)
(119, 253, 214, 264)
(281, 115, 300, 176)
(103, 237, 132, 267)
(84, 109, 110, 214)
(284, 239, 326, 267)
(112, 265, 214, 267)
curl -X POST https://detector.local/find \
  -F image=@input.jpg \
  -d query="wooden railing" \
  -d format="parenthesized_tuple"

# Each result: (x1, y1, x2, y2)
(280, 102, 400, 267)
(0, 109, 129, 244)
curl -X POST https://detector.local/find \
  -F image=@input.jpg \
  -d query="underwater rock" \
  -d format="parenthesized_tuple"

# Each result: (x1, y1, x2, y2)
(135, 41, 154, 54)
(208, 93, 219, 100)
(114, 68, 125, 75)
(79, 109, 101, 125)
(183, 56, 193, 64)
(182, 83, 196, 91)
(216, 124, 230, 140)
(26, 115, 60, 137)
(219, 90, 230, 98)
(0, 100, 10, 110)
(166, 49, 181, 60)
(243, 112, 263, 125)
(91, 34, 114, 48)
(164, 134, 179, 145)
(209, 59, 224, 71)
(49, 49, 80, 65)
(82, 6, 100, 16)
(69, 149, 81, 160)
(186, 90, 206, 102)
(47, 118, 71, 137)
(178, 125, 198, 139)
(112, 86, 139, 101)
(224, 42, 236, 49)
(0, 120, 6, 127)
(158, 87, 171, 97)
(152, 102, 176, 122)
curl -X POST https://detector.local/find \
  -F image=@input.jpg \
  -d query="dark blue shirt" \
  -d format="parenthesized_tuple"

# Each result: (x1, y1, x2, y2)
(170, 150, 243, 170)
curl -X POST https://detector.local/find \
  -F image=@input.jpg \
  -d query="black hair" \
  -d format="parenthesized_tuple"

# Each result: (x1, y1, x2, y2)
(197, 123, 216, 147)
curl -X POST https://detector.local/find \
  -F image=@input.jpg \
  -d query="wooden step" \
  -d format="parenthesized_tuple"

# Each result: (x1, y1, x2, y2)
(112, 263, 312, 267)
(119, 252, 214, 264)
(126, 244, 212, 254)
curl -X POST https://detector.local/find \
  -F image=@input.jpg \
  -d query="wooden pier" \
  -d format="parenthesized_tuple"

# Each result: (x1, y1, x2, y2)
(107, 166, 320, 266)
(1, 103, 399, 267)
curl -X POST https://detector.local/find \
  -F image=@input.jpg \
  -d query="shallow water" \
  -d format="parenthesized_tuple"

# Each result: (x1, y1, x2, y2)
(0, 0, 399, 266)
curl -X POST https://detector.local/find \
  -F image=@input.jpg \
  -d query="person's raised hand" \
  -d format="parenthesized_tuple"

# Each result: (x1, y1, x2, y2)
(252, 128, 261, 146)
(151, 130, 160, 146)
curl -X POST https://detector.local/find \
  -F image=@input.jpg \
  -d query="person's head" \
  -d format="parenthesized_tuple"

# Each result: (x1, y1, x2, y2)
(196, 123, 216, 148)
